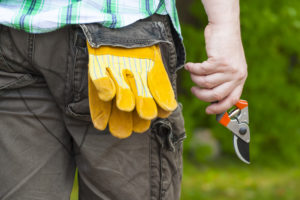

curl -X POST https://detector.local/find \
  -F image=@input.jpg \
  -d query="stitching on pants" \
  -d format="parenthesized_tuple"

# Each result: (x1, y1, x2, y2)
(64, 27, 71, 108)
(149, 132, 152, 200)
(71, 47, 78, 100)
(0, 28, 15, 72)
(28, 34, 35, 63)
(159, 146, 163, 200)
(0, 74, 32, 90)
(17, 89, 73, 157)
(74, 123, 90, 156)
(0, 49, 14, 71)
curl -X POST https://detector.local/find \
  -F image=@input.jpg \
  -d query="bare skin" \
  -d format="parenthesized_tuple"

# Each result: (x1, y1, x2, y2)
(184, 0, 248, 115)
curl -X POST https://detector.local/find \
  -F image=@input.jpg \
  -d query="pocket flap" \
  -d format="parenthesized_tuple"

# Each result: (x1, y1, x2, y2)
(65, 100, 91, 122)
(80, 21, 172, 48)
(168, 103, 186, 143)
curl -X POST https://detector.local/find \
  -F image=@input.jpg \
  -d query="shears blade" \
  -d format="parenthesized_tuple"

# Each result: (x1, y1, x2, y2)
(233, 134, 250, 164)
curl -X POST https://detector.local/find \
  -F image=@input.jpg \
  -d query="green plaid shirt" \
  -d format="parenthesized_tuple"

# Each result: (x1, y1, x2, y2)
(0, 0, 181, 36)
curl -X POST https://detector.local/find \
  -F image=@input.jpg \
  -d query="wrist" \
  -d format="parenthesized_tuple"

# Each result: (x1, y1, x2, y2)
(202, 0, 240, 27)
(208, 19, 240, 28)
(205, 22, 242, 38)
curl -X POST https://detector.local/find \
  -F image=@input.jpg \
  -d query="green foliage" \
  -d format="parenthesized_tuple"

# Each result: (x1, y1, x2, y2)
(179, 0, 300, 165)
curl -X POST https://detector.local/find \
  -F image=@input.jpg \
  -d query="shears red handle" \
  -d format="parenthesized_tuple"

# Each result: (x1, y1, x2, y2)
(216, 100, 250, 164)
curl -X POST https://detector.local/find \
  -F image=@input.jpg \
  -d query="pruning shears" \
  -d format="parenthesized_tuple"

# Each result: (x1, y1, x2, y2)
(216, 100, 250, 164)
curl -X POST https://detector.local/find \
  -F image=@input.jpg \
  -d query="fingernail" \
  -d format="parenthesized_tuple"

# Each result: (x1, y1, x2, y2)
(184, 64, 189, 70)
(191, 87, 195, 94)
(206, 108, 213, 114)
(185, 62, 193, 70)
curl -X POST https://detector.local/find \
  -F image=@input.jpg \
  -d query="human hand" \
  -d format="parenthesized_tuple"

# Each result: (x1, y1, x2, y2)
(185, 22, 248, 114)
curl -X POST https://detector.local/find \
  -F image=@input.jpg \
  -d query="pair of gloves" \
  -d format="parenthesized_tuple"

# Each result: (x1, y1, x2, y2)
(87, 43, 177, 138)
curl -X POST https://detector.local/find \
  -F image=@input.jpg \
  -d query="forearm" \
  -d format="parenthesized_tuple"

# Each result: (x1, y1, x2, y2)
(201, 0, 240, 26)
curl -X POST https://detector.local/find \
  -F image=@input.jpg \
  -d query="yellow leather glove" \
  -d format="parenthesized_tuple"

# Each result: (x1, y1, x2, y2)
(87, 43, 177, 138)
(89, 74, 151, 138)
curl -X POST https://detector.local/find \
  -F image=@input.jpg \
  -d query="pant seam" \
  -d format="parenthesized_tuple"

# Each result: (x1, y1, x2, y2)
(17, 88, 73, 157)
(74, 123, 90, 156)
(149, 132, 152, 200)
(159, 146, 163, 200)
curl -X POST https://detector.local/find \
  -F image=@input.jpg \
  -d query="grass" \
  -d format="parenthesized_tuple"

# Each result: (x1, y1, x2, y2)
(181, 159, 300, 200)
(70, 160, 300, 200)
(70, 171, 78, 200)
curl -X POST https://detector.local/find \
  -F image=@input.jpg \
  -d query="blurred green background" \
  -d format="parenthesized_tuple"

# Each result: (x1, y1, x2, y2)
(71, 0, 300, 199)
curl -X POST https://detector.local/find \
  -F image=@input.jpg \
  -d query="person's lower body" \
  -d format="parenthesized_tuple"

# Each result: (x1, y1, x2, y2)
(0, 14, 186, 200)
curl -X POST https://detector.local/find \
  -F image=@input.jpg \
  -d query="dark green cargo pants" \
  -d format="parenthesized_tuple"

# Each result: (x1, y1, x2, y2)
(0, 14, 186, 200)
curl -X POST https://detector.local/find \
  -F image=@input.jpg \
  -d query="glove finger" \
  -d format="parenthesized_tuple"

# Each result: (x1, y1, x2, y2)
(88, 74, 111, 130)
(157, 105, 172, 118)
(109, 99, 133, 139)
(132, 109, 151, 133)
(126, 58, 157, 120)
(88, 44, 116, 101)
(148, 45, 177, 111)
(105, 54, 135, 112)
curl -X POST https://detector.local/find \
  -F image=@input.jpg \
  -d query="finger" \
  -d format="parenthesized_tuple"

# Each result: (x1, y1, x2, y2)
(132, 109, 151, 133)
(148, 46, 177, 111)
(89, 53, 116, 101)
(133, 58, 157, 119)
(205, 86, 243, 114)
(88, 75, 111, 130)
(157, 105, 172, 118)
(190, 73, 232, 89)
(191, 81, 234, 102)
(185, 61, 219, 75)
(127, 64, 157, 120)
(106, 55, 135, 112)
(109, 99, 133, 138)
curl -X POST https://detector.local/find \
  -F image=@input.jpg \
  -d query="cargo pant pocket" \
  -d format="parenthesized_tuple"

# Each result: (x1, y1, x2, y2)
(150, 103, 186, 200)
(65, 15, 178, 122)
